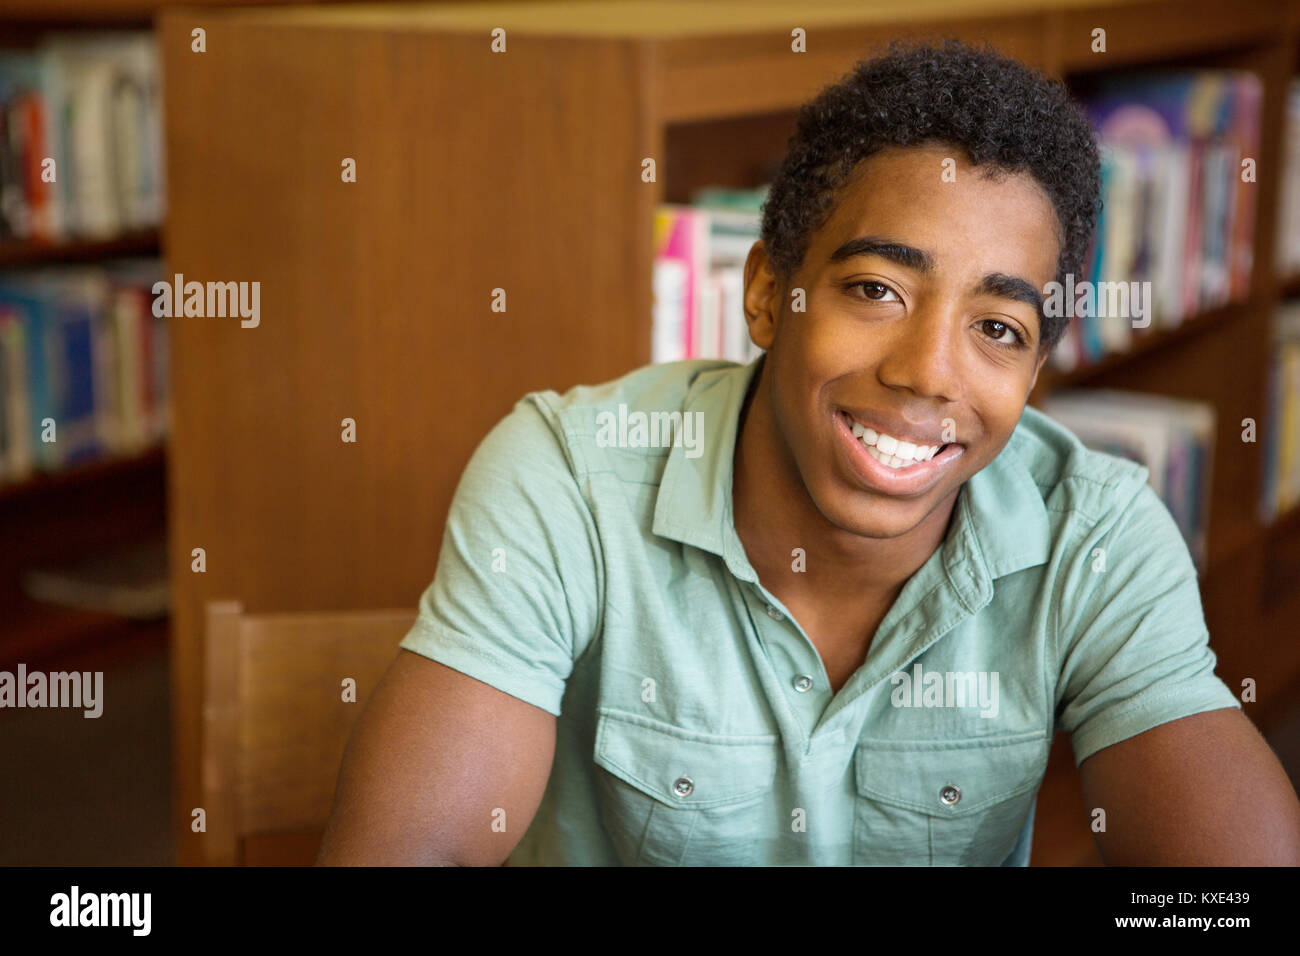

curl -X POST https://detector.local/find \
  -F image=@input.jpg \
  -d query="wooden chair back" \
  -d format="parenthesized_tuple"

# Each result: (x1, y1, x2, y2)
(201, 600, 415, 865)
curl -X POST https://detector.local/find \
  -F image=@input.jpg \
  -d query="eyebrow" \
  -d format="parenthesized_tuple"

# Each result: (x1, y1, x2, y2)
(975, 272, 1044, 315)
(829, 236, 934, 273)
(829, 235, 1044, 319)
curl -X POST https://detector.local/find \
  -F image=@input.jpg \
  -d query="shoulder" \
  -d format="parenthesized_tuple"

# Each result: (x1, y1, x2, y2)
(1009, 403, 1156, 529)
(523, 359, 737, 431)
(500, 358, 740, 475)
(999, 404, 1194, 586)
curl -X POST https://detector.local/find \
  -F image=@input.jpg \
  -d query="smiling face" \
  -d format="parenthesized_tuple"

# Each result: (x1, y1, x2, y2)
(742, 143, 1060, 541)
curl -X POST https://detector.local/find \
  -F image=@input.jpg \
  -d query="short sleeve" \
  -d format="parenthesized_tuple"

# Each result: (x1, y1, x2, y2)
(1053, 480, 1241, 767)
(398, 397, 603, 717)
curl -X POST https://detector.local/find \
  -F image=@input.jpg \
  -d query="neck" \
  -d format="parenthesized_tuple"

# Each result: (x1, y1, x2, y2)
(731, 356, 958, 605)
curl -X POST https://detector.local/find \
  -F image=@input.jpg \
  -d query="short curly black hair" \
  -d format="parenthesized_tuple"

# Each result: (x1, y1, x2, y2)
(759, 38, 1101, 354)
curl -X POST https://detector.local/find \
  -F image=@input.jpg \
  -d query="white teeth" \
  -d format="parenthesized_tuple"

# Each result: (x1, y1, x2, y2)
(866, 445, 910, 469)
(846, 413, 943, 466)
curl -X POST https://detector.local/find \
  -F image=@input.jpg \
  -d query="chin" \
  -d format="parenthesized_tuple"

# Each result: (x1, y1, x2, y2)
(816, 484, 934, 540)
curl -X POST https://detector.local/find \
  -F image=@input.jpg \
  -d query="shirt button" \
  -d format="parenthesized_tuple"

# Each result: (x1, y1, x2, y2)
(765, 605, 783, 621)
(672, 776, 694, 798)
(792, 674, 814, 693)
(939, 785, 961, 806)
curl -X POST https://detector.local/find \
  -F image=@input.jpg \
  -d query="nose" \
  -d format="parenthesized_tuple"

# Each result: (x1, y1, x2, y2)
(875, 297, 962, 403)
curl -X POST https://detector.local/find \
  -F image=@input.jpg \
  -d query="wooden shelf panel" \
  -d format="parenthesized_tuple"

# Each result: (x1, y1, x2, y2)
(0, 0, 303, 23)
(1057, 0, 1288, 72)
(656, 13, 1047, 123)
(1263, 507, 1300, 617)
(0, 585, 168, 673)
(0, 444, 164, 506)
(0, 229, 161, 267)
(186, 0, 1093, 37)
(1033, 299, 1247, 395)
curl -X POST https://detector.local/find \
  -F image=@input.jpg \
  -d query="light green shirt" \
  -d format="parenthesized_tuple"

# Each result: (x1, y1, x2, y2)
(399, 356, 1240, 865)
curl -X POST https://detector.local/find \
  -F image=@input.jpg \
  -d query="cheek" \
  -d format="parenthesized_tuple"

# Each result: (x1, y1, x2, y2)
(965, 350, 1039, 428)
(786, 309, 874, 389)
(774, 318, 834, 404)
(985, 385, 1028, 424)
(986, 371, 1037, 424)
(963, 395, 1030, 471)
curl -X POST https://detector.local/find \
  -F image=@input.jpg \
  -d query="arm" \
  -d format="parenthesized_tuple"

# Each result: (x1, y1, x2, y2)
(316, 398, 598, 865)
(316, 649, 556, 866)
(1079, 706, 1300, 865)
(1053, 478, 1296, 864)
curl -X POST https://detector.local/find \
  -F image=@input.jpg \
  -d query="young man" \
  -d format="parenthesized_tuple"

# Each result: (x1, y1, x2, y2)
(318, 40, 1300, 866)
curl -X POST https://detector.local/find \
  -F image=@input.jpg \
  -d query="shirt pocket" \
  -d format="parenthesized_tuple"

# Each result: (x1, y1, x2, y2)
(852, 730, 1049, 866)
(592, 708, 780, 866)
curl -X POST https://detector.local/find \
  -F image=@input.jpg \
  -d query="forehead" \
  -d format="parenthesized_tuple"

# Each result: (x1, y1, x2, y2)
(811, 145, 1061, 286)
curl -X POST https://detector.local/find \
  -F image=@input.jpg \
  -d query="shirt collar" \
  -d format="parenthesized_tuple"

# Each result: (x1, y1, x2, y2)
(652, 355, 1051, 601)
(651, 357, 761, 583)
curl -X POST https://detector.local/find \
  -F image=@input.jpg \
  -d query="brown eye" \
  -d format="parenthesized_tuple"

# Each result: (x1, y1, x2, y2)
(852, 281, 899, 302)
(979, 319, 1024, 346)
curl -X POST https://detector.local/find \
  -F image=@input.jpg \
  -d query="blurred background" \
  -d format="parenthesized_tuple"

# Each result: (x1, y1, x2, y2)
(0, 0, 1298, 866)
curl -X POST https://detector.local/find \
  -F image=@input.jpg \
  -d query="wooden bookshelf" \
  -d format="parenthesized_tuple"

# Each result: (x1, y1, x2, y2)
(152, 0, 1300, 866)
(0, 2, 169, 538)
(0, 16, 173, 878)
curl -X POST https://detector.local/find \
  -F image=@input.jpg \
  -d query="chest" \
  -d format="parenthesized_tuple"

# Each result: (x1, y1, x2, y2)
(778, 593, 895, 695)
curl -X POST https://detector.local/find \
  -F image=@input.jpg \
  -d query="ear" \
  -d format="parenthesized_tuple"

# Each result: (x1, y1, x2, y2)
(742, 240, 781, 351)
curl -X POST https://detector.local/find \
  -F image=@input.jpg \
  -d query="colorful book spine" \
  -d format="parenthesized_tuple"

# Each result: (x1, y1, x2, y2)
(0, 261, 166, 487)
(0, 32, 162, 243)
(1063, 69, 1262, 371)
(652, 193, 764, 366)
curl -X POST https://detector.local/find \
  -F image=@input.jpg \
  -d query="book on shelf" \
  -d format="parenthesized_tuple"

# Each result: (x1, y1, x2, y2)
(0, 31, 163, 245)
(21, 534, 170, 619)
(1277, 79, 1300, 282)
(653, 185, 767, 366)
(1261, 299, 1300, 523)
(1041, 389, 1215, 573)
(1049, 69, 1262, 372)
(0, 258, 166, 486)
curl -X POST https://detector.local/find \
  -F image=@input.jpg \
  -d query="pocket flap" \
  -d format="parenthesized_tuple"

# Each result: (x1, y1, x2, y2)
(594, 708, 779, 810)
(855, 731, 1048, 817)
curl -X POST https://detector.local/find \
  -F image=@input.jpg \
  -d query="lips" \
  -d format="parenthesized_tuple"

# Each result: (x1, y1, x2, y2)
(833, 409, 964, 496)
